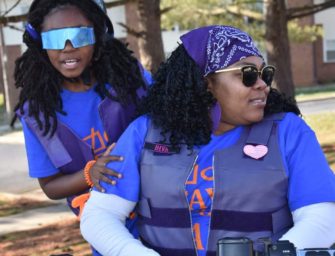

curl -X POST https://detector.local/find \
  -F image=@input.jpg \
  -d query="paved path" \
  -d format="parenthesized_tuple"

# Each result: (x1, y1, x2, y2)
(0, 199, 73, 236)
(0, 189, 73, 236)
(298, 97, 335, 115)
(0, 129, 74, 235)
(0, 130, 39, 193)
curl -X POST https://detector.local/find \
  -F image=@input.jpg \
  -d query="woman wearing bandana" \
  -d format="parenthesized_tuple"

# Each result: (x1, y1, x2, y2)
(13, 0, 150, 253)
(80, 25, 335, 256)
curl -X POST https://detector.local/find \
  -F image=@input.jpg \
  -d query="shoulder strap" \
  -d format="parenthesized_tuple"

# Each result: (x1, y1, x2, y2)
(246, 113, 286, 146)
(22, 113, 72, 168)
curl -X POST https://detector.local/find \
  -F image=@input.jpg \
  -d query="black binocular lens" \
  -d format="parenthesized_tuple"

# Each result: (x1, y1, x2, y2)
(217, 237, 254, 256)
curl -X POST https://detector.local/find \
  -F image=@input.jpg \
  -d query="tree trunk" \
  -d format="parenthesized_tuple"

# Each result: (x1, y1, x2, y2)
(136, 0, 165, 73)
(0, 25, 21, 123)
(265, 0, 295, 98)
(125, 1, 140, 58)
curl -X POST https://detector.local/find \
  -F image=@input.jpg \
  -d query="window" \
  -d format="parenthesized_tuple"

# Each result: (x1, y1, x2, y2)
(325, 39, 335, 63)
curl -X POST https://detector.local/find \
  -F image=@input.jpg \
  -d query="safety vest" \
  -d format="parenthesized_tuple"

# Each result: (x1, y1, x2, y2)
(17, 86, 145, 215)
(138, 113, 293, 256)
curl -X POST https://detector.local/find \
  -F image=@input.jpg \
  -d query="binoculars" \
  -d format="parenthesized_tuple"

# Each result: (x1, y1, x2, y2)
(217, 237, 335, 256)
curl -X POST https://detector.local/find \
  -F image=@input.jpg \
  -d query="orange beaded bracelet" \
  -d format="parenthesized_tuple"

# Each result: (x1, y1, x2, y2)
(84, 160, 96, 187)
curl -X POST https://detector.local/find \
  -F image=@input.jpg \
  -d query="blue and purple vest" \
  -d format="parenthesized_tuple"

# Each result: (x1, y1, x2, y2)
(17, 87, 145, 215)
(137, 113, 293, 256)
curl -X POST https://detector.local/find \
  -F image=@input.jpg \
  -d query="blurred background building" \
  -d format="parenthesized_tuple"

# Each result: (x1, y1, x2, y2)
(0, 0, 334, 120)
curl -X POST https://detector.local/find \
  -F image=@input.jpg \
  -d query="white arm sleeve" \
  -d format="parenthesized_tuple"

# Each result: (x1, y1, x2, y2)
(280, 202, 335, 249)
(80, 190, 160, 256)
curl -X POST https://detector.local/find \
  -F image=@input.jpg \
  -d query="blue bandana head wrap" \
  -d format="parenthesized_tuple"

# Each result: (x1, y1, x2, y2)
(180, 25, 263, 76)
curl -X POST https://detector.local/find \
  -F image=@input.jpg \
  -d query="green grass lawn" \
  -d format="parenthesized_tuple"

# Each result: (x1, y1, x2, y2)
(0, 93, 3, 111)
(295, 83, 335, 102)
(303, 112, 335, 171)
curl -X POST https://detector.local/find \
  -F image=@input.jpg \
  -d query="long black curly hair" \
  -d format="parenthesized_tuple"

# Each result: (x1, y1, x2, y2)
(12, 0, 146, 136)
(140, 44, 300, 149)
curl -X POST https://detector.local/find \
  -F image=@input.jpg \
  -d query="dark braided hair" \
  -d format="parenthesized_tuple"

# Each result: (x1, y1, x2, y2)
(140, 45, 216, 149)
(12, 0, 146, 136)
(264, 88, 301, 116)
(140, 44, 300, 149)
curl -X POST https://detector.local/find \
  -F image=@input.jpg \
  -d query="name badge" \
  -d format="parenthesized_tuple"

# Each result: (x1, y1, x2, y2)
(144, 142, 180, 155)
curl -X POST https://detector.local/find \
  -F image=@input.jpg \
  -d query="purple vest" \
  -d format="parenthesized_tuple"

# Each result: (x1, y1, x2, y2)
(137, 113, 293, 256)
(18, 87, 145, 215)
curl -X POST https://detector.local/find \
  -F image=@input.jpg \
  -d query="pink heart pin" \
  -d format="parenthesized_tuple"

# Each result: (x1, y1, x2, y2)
(243, 144, 268, 159)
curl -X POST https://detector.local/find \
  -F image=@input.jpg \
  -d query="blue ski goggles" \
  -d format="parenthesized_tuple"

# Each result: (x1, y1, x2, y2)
(41, 27, 96, 50)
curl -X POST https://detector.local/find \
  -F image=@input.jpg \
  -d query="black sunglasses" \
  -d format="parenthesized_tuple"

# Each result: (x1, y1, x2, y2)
(215, 65, 276, 87)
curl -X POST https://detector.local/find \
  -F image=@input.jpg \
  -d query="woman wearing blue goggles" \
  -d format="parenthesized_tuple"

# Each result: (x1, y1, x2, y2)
(41, 26, 96, 50)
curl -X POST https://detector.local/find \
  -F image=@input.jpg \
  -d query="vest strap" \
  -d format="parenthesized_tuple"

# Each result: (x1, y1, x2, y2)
(23, 115, 72, 168)
(211, 206, 292, 233)
(138, 205, 191, 228)
(246, 113, 286, 146)
(246, 120, 273, 146)
(211, 209, 272, 232)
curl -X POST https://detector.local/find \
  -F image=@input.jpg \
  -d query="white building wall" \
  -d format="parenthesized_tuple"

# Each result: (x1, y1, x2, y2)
(314, 5, 335, 39)
(314, 2, 335, 62)
(162, 29, 187, 57)
(1, 0, 31, 45)
(107, 5, 126, 38)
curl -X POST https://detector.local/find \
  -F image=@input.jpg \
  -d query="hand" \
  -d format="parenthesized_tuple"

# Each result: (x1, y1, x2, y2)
(90, 143, 123, 192)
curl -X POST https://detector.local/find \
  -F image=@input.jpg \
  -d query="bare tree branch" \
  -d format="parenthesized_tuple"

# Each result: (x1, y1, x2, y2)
(0, 0, 26, 25)
(196, 5, 264, 21)
(104, 0, 133, 9)
(0, 13, 27, 25)
(233, 0, 264, 4)
(6, 24, 23, 31)
(226, 5, 264, 20)
(287, 0, 335, 20)
(0, 0, 131, 25)
(160, 6, 175, 15)
(117, 22, 144, 37)
(0, 0, 22, 17)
